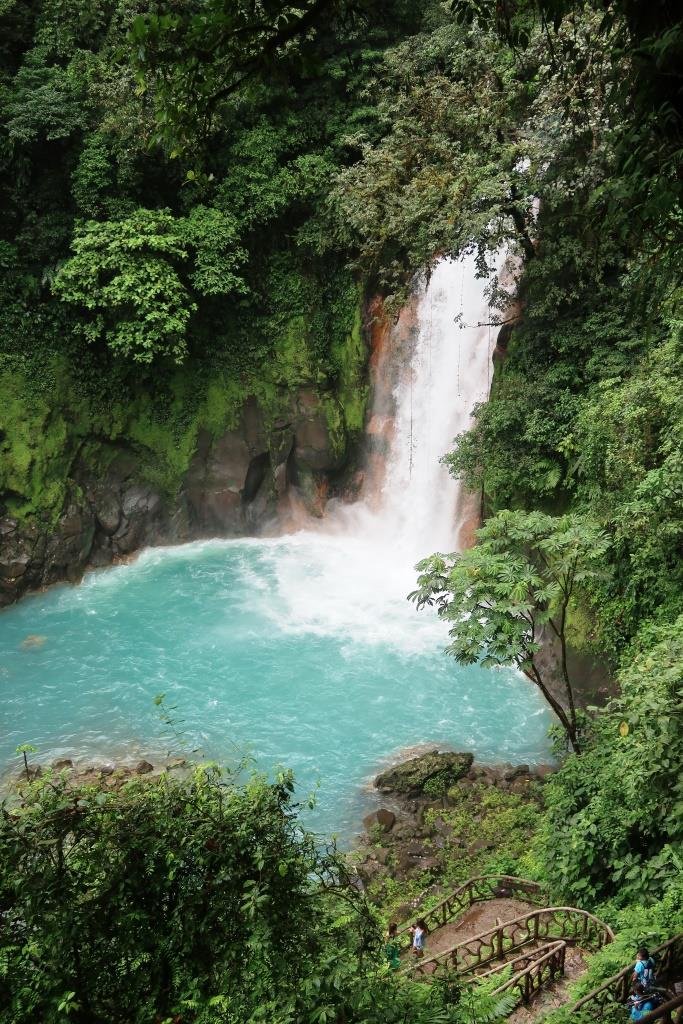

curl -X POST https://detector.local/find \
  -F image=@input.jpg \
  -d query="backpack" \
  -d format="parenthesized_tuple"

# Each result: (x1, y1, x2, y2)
(638, 957, 657, 989)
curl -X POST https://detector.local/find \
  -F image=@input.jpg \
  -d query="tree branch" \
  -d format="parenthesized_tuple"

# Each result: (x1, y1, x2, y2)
(502, 203, 536, 261)
(207, 0, 338, 107)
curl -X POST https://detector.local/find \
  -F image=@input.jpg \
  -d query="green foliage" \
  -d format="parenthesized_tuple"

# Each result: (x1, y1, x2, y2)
(53, 208, 247, 363)
(0, 764, 515, 1024)
(52, 210, 193, 363)
(410, 509, 610, 749)
(329, 17, 538, 299)
(535, 617, 683, 908)
(71, 133, 131, 219)
(0, 362, 74, 521)
(434, 783, 545, 885)
(543, 881, 683, 1024)
(452, 0, 683, 302)
(366, 781, 545, 921)
(129, 0, 364, 152)
(574, 322, 683, 645)
(216, 119, 338, 235)
(2, 60, 87, 144)
(446, 306, 683, 659)
(183, 206, 248, 297)
(0, 763, 325, 1022)
(0, 0, 383, 523)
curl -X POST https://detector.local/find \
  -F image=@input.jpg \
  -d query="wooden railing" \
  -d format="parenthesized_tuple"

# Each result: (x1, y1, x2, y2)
(571, 933, 683, 1015)
(462, 940, 567, 986)
(491, 940, 567, 1005)
(409, 906, 613, 979)
(396, 874, 545, 948)
(638, 994, 683, 1024)
(450, 940, 568, 1007)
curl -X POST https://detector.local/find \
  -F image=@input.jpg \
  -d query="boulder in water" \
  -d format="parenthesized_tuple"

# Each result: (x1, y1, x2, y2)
(375, 750, 473, 796)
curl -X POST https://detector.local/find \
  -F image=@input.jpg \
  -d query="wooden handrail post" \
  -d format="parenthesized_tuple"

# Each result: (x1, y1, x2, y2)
(637, 994, 683, 1023)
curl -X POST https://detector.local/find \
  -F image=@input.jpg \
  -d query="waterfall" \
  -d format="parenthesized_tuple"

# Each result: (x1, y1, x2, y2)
(377, 256, 494, 552)
(353, 253, 499, 558)
(262, 251, 503, 652)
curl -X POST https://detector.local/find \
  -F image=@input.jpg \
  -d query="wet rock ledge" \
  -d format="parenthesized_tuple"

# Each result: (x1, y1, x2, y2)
(355, 749, 553, 894)
(10, 756, 186, 790)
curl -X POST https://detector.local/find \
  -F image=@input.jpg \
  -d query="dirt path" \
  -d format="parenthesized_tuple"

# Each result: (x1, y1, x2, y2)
(423, 897, 538, 958)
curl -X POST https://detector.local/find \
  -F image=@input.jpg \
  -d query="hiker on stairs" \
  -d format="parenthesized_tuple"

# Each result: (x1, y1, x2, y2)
(409, 920, 428, 959)
(628, 983, 664, 1021)
(385, 924, 401, 971)
(632, 948, 657, 989)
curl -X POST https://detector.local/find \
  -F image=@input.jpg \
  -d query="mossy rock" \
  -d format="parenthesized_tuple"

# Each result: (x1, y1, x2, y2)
(375, 750, 474, 796)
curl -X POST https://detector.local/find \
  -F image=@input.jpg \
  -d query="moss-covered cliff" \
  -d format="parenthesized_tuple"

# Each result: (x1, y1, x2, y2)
(0, 0, 409, 604)
(0, 263, 369, 605)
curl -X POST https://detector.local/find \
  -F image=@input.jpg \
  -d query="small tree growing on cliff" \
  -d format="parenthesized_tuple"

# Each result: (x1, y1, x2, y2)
(409, 510, 610, 753)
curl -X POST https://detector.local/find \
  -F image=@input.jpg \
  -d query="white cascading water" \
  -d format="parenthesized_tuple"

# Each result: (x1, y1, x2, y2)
(369, 254, 498, 557)
(258, 252, 503, 652)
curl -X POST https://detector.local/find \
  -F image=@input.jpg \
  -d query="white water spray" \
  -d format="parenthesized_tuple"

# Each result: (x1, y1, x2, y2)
(256, 252, 503, 652)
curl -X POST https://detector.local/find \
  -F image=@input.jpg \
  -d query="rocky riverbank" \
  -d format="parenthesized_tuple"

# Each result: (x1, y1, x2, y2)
(7, 754, 188, 792)
(7, 745, 552, 919)
(352, 749, 553, 920)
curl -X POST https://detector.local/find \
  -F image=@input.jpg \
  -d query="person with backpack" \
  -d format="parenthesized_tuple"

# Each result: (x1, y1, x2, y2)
(632, 948, 657, 990)
(627, 983, 664, 1021)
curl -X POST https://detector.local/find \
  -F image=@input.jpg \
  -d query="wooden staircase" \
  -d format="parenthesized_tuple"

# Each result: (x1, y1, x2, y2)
(398, 875, 613, 1013)
(396, 874, 547, 944)
(411, 905, 613, 978)
(397, 876, 683, 1020)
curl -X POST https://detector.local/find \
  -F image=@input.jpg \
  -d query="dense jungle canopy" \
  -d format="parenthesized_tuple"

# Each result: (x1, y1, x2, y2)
(0, 0, 681, 1022)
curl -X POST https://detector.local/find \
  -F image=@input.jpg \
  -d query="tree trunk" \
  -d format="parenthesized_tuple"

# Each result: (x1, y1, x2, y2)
(503, 203, 536, 262)
(525, 663, 581, 754)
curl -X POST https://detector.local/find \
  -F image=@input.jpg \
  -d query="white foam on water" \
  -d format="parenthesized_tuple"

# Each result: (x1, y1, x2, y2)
(242, 252, 503, 651)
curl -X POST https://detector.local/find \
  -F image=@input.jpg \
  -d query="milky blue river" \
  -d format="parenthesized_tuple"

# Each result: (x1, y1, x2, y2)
(0, 534, 552, 837)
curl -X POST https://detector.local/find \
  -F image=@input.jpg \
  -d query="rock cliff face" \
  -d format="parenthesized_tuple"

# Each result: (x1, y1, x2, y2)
(1, 273, 375, 608)
(0, 379, 360, 607)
